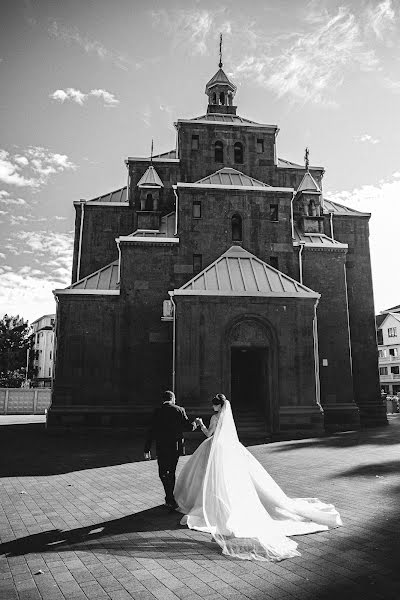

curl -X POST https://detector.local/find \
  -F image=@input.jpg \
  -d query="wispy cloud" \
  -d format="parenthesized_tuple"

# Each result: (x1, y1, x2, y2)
(48, 20, 130, 70)
(142, 106, 152, 128)
(355, 134, 380, 144)
(0, 147, 76, 189)
(0, 191, 27, 206)
(366, 0, 396, 39)
(233, 6, 378, 106)
(151, 8, 231, 56)
(50, 87, 119, 107)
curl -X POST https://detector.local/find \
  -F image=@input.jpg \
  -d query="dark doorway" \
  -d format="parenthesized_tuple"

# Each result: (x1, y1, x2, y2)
(231, 347, 267, 410)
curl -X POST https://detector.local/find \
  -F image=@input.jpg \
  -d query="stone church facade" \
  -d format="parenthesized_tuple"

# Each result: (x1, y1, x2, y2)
(50, 62, 386, 438)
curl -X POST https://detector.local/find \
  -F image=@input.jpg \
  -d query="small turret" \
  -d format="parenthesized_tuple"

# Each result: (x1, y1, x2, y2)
(294, 148, 324, 234)
(205, 34, 237, 115)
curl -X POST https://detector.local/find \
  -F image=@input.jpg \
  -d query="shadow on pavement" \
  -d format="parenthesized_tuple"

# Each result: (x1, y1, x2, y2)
(0, 505, 196, 557)
(0, 426, 151, 476)
(271, 418, 398, 453)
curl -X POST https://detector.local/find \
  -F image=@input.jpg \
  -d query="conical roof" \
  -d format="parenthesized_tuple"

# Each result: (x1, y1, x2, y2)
(297, 171, 321, 193)
(205, 68, 236, 93)
(172, 246, 319, 298)
(137, 165, 164, 188)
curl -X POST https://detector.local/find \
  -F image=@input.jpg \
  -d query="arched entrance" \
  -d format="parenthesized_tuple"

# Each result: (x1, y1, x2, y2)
(224, 316, 279, 436)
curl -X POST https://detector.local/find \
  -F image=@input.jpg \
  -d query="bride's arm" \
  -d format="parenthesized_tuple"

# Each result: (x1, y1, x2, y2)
(199, 415, 217, 437)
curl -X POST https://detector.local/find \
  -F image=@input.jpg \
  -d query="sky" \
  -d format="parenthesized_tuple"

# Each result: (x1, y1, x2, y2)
(0, 0, 399, 323)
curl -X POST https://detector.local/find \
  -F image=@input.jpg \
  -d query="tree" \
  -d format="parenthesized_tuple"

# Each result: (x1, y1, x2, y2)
(0, 314, 31, 388)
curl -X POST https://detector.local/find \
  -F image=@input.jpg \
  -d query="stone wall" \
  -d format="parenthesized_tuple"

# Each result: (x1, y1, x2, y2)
(0, 388, 51, 414)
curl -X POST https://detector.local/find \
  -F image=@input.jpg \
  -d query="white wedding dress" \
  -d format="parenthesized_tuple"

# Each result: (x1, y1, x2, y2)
(174, 401, 342, 562)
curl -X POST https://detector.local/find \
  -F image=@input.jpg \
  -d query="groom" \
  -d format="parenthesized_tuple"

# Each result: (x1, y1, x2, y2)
(144, 390, 197, 509)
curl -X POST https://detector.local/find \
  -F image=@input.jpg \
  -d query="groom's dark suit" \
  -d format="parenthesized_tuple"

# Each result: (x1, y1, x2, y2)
(144, 400, 195, 505)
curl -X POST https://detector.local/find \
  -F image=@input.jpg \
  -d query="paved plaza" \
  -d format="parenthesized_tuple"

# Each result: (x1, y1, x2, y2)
(1, 415, 399, 600)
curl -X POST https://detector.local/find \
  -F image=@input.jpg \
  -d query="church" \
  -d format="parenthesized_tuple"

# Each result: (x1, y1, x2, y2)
(50, 53, 386, 438)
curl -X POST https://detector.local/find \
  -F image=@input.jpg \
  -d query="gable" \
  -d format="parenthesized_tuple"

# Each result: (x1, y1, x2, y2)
(172, 246, 319, 298)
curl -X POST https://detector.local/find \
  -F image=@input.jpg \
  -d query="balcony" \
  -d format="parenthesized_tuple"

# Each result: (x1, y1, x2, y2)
(379, 355, 399, 363)
(380, 373, 400, 381)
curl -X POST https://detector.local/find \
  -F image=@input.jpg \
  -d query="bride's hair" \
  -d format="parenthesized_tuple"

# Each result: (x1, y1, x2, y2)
(212, 393, 226, 407)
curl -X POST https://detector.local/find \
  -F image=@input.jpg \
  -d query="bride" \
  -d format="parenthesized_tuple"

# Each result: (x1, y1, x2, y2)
(174, 394, 342, 562)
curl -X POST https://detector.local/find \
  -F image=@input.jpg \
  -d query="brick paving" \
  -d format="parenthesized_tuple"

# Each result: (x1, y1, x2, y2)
(1, 416, 399, 600)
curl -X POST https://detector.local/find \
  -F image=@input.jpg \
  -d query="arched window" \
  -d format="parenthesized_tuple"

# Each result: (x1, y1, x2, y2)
(212, 92, 217, 104)
(145, 193, 153, 210)
(231, 214, 242, 241)
(219, 91, 225, 105)
(234, 142, 244, 164)
(215, 141, 223, 163)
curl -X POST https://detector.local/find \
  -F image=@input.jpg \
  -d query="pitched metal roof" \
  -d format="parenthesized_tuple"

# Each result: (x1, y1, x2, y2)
(277, 157, 324, 170)
(293, 227, 348, 249)
(177, 113, 274, 127)
(323, 198, 370, 217)
(297, 171, 321, 193)
(195, 167, 270, 188)
(173, 246, 319, 298)
(68, 260, 119, 290)
(151, 149, 176, 159)
(381, 304, 400, 314)
(137, 165, 164, 188)
(376, 314, 387, 328)
(87, 187, 127, 203)
(205, 68, 237, 93)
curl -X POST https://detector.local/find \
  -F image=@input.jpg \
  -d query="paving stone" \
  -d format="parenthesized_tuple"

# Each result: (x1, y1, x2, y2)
(1, 417, 400, 599)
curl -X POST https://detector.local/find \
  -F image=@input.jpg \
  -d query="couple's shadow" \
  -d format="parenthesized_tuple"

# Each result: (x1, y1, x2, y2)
(0, 505, 206, 557)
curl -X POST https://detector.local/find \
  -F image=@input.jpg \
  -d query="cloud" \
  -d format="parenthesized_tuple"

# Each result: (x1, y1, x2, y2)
(383, 77, 400, 93)
(0, 147, 76, 189)
(0, 150, 36, 187)
(0, 230, 74, 321)
(50, 88, 86, 105)
(50, 88, 119, 107)
(151, 8, 231, 56)
(0, 191, 27, 206)
(355, 134, 380, 144)
(232, 6, 378, 106)
(48, 20, 129, 70)
(142, 106, 152, 128)
(0, 252, 5, 259)
(326, 175, 400, 312)
(366, 0, 396, 39)
(89, 89, 119, 106)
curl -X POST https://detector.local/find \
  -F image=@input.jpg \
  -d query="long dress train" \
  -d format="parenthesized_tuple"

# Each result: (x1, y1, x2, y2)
(174, 401, 342, 562)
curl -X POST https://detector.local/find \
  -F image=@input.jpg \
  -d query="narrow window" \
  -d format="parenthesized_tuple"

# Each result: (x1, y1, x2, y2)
(231, 214, 242, 241)
(270, 204, 279, 222)
(257, 139, 264, 153)
(215, 141, 223, 163)
(192, 201, 201, 219)
(212, 92, 217, 104)
(193, 254, 202, 273)
(269, 256, 279, 270)
(49, 368, 51, 377)
(377, 329, 383, 345)
(379, 367, 388, 375)
(219, 91, 225, 105)
(146, 193, 153, 210)
(49, 351, 52, 360)
(234, 142, 243, 164)
(191, 135, 199, 150)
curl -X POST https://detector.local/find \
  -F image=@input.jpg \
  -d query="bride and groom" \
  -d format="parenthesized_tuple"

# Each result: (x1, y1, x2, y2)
(144, 390, 342, 562)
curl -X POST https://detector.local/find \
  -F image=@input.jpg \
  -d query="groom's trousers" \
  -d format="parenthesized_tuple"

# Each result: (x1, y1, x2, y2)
(156, 442, 179, 505)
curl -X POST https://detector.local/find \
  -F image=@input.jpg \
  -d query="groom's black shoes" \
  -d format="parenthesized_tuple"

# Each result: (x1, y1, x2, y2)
(165, 500, 178, 511)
